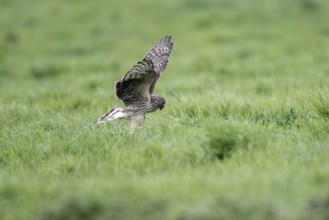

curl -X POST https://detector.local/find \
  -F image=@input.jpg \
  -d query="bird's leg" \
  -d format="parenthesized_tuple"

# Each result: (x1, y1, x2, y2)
(129, 115, 145, 132)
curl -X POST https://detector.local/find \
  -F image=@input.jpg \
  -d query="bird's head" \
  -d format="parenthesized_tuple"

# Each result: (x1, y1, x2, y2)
(151, 95, 166, 111)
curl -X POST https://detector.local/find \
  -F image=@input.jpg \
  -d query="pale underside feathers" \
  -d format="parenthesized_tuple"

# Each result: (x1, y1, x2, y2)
(95, 35, 173, 130)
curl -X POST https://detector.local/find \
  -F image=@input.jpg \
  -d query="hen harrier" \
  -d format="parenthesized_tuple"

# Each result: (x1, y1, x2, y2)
(95, 36, 173, 130)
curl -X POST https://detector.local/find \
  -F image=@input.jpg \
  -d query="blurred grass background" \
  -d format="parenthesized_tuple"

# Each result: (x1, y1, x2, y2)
(1, 0, 329, 219)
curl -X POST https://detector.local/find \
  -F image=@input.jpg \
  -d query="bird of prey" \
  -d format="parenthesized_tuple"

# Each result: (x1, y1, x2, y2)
(95, 36, 173, 130)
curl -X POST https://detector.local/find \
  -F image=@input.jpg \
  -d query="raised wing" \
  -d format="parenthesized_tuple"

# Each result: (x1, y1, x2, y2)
(115, 59, 155, 107)
(144, 35, 173, 94)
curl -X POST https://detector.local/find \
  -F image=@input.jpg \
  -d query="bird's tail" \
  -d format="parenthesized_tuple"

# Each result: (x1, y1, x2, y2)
(94, 106, 126, 124)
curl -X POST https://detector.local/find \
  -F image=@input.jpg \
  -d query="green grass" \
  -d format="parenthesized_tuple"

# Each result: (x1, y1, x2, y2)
(1, 0, 329, 219)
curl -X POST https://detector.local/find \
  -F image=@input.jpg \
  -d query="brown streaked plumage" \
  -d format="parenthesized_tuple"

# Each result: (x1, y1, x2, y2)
(95, 36, 173, 130)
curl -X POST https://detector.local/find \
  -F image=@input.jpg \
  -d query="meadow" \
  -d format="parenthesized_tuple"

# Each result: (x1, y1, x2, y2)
(1, 0, 329, 219)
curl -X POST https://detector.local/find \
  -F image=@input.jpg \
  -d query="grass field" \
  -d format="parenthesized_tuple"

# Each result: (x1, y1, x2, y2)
(1, 0, 329, 219)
